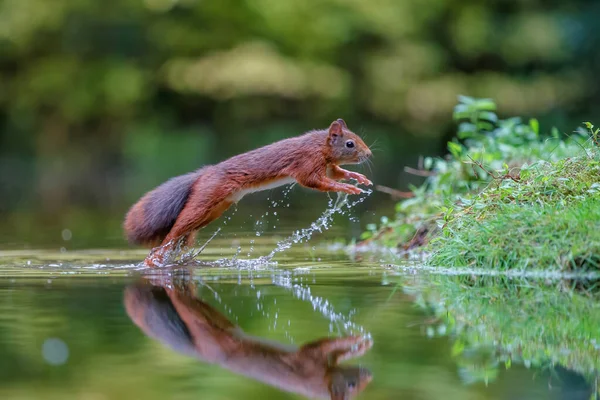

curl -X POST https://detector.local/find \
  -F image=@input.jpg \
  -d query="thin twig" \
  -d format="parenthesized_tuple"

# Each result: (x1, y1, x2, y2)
(467, 155, 521, 183)
(404, 166, 436, 177)
(375, 185, 415, 199)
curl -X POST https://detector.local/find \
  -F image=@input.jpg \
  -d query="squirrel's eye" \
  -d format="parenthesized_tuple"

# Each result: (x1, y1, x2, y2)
(345, 140, 355, 149)
(347, 381, 356, 389)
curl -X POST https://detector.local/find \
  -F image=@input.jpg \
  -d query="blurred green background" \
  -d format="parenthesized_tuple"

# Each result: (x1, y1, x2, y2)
(1, 0, 600, 248)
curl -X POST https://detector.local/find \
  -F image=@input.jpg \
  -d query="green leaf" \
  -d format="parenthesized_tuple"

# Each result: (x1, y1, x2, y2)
(424, 157, 433, 170)
(476, 121, 495, 132)
(457, 123, 477, 138)
(473, 98, 497, 111)
(448, 141, 463, 158)
(453, 111, 473, 121)
(453, 104, 470, 121)
(451, 340, 465, 356)
(479, 111, 498, 123)
(529, 118, 539, 135)
(457, 95, 475, 105)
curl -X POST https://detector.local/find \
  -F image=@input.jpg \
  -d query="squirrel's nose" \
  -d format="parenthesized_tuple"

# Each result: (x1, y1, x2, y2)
(365, 149, 372, 158)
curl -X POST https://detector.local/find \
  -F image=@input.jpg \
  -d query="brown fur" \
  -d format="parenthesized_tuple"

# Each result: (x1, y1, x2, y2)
(124, 277, 373, 399)
(123, 119, 373, 267)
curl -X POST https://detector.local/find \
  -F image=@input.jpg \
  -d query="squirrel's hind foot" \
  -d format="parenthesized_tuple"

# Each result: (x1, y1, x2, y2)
(143, 254, 165, 268)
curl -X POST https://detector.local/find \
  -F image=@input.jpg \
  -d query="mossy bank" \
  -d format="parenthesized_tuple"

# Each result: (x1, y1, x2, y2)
(362, 96, 600, 273)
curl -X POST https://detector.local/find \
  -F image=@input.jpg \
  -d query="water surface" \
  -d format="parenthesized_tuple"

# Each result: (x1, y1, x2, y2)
(0, 236, 598, 400)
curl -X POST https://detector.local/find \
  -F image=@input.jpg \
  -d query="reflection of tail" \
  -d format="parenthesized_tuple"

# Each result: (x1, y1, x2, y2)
(123, 170, 204, 247)
(124, 278, 373, 400)
(123, 284, 197, 355)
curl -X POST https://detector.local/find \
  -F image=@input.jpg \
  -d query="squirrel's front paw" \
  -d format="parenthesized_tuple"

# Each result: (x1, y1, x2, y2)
(342, 184, 364, 195)
(335, 337, 373, 362)
(346, 171, 372, 186)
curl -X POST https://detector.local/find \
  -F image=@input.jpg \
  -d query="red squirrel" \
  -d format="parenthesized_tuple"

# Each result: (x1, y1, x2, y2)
(124, 277, 373, 400)
(124, 119, 373, 267)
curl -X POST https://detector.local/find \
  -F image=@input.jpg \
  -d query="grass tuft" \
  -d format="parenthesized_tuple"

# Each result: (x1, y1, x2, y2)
(429, 156, 600, 271)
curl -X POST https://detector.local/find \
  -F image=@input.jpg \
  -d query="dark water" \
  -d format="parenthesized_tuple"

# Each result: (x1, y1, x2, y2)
(0, 236, 598, 400)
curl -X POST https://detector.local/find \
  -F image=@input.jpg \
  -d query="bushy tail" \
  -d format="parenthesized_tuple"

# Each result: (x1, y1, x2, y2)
(124, 170, 202, 247)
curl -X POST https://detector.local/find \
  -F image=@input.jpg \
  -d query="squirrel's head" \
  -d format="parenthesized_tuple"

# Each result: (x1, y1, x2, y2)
(326, 119, 372, 165)
(328, 365, 372, 400)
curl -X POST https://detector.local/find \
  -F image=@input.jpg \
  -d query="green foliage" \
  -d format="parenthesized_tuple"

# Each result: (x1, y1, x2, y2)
(360, 95, 589, 249)
(364, 96, 599, 272)
(429, 114, 600, 270)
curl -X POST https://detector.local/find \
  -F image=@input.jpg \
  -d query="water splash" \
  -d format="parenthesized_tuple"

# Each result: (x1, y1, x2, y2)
(163, 185, 372, 270)
(262, 189, 372, 262)
(247, 185, 295, 255)
(272, 270, 371, 338)
(181, 228, 222, 262)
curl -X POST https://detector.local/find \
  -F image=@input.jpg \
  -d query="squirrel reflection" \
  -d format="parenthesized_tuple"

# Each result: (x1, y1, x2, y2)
(123, 275, 372, 400)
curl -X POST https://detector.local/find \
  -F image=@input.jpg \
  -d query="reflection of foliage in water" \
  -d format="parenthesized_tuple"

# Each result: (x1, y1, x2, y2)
(402, 274, 600, 395)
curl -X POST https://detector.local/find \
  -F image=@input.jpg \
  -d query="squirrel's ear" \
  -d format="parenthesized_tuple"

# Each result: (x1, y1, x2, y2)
(336, 118, 347, 129)
(328, 120, 344, 138)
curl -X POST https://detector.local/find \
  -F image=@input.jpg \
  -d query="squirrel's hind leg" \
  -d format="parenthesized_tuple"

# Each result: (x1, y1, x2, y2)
(143, 190, 234, 267)
(144, 226, 196, 267)
(184, 231, 198, 247)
